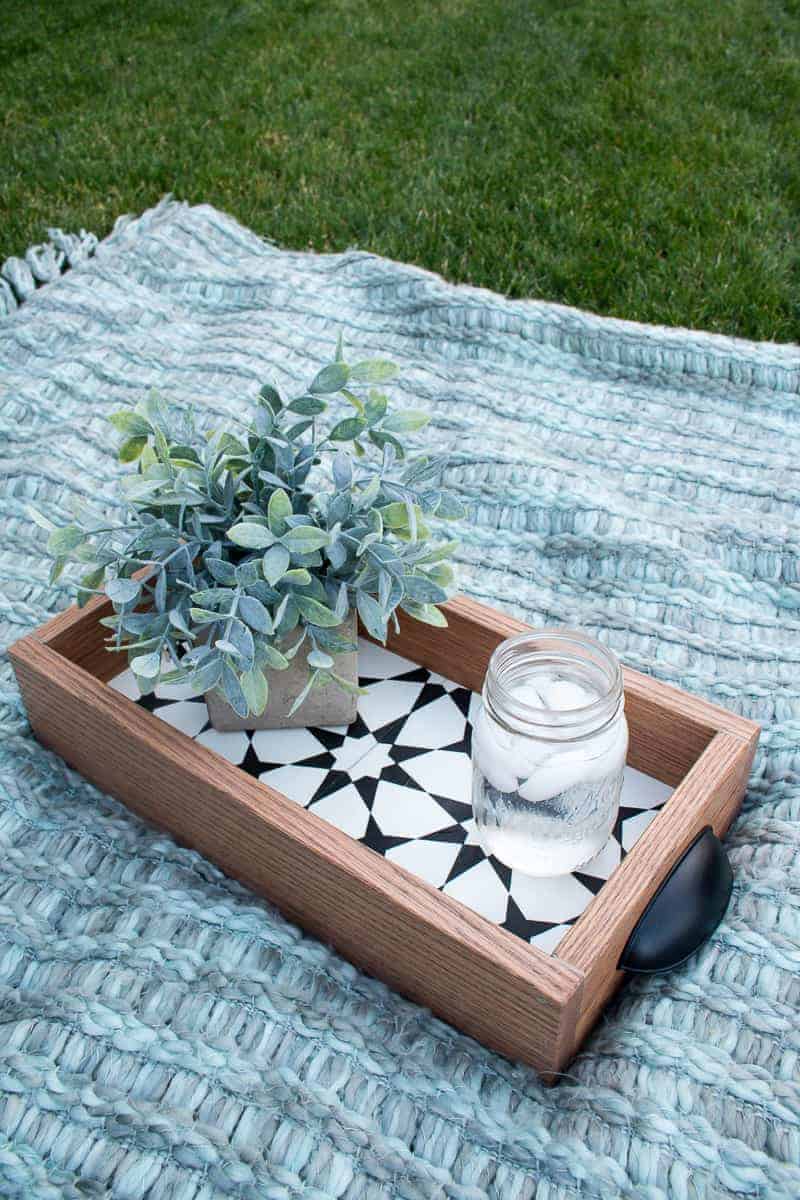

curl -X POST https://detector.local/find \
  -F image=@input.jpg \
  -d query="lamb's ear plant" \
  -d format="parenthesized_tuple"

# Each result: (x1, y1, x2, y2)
(29, 343, 464, 720)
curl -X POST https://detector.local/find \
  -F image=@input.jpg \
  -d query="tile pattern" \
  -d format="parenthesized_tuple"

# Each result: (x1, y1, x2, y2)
(112, 638, 671, 955)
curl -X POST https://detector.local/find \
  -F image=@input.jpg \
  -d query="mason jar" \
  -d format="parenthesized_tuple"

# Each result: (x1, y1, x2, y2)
(471, 629, 628, 877)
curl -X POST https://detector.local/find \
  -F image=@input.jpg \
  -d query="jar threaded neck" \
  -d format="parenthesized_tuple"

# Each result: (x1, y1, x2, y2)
(484, 629, 624, 742)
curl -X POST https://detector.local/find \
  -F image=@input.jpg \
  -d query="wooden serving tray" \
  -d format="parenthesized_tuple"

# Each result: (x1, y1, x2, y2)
(9, 594, 759, 1080)
(109, 639, 674, 956)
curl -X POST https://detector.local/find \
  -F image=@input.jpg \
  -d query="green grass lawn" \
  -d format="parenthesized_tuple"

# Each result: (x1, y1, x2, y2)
(2, 0, 799, 340)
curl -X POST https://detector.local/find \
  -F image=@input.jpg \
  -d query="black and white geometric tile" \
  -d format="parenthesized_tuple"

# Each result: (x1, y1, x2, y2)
(111, 639, 671, 955)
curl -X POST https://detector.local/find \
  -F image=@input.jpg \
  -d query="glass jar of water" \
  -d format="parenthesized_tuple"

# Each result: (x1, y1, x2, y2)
(471, 629, 628, 877)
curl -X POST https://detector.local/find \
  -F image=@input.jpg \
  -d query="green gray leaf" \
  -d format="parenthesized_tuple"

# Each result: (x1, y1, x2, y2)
(295, 594, 341, 627)
(328, 417, 367, 442)
(227, 618, 255, 667)
(168, 608, 193, 637)
(262, 544, 290, 586)
(191, 656, 224, 693)
(190, 607, 222, 624)
(119, 436, 148, 462)
(356, 591, 387, 642)
(368, 429, 405, 459)
(258, 384, 282, 414)
(332, 450, 352, 489)
(401, 600, 448, 628)
(215, 639, 242, 657)
(310, 362, 350, 394)
(27, 505, 56, 533)
(267, 488, 292, 535)
(109, 410, 152, 437)
(281, 525, 330, 555)
(364, 391, 388, 425)
(227, 523, 274, 549)
(221, 663, 248, 718)
(438, 493, 466, 520)
(416, 539, 460, 564)
(282, 568, 312, 586)
(47, 525, 85, 556)
(381, 410, 430, 433)
(105, 577, 141, 605)
(206, 557, 238, 585)
(130, 651, 161, 678)
(288, 394, 327, 416)
(402, 574, 448, 604)
(79, 565, 106, 592)
(286, 671, 317, 716)
(239, 595, 273, 634)
(349, 360, 398, 384)
(240, 666, 269, 716)
(330, 672, 368, 697)
(257, 643, 289, 671)
(189, 587, 232, 607)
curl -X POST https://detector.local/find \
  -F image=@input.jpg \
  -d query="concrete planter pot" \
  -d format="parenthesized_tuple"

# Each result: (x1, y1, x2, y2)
(204, 610, 358, 732)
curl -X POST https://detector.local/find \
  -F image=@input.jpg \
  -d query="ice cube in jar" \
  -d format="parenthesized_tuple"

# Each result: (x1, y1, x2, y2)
(471, 630, 628, 876)
(471, 705, 520, 793)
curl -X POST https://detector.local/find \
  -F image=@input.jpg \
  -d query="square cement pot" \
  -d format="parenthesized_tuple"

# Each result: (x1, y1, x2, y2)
(204, 610, 358, 731)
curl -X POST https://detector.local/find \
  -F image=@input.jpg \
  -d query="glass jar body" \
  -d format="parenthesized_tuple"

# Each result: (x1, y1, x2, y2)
(471, 630, 628, 877)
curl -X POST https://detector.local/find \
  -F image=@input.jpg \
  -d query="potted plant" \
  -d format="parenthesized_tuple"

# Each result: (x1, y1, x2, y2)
(30, 341, 464, 730)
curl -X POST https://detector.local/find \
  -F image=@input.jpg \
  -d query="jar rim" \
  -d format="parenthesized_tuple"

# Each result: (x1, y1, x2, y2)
(483, 627, 624, 739)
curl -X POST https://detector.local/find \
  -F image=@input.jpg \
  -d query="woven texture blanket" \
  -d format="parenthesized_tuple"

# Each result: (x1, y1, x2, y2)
(1, 199, 799, 1199)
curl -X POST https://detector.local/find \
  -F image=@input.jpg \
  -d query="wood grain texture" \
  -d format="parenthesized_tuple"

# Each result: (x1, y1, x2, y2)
(555, 729, 758, 1052)
(35, 586, 121, 682)
(383, 595, 758, 786)
(34, 588, 757, 779)
(9, 633, 584, 1078)
(10, 589, 759, 1077)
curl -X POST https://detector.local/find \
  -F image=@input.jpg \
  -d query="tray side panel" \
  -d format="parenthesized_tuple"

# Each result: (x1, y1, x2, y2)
(28, 591, 748, 785)
(555, 728, 757, 1052)
(35, 589, 120, 681)
(383, 596, 758, 786)
(9, 635, 584, 1078)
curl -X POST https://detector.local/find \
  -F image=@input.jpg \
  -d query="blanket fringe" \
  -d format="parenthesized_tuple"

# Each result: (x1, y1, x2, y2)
(0, 228, 98, 315)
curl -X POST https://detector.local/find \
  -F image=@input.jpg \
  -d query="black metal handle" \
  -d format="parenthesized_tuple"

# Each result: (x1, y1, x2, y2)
(619, 826, 733, 973)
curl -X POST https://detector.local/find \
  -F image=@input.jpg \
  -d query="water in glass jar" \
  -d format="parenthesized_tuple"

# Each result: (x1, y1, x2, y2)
(472, 667, 628, 876)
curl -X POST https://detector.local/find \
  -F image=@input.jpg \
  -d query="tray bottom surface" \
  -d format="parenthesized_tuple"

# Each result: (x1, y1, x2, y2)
(111, 638, 672, 955)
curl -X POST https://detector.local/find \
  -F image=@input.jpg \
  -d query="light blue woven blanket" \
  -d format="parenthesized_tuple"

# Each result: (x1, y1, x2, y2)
(1, 199, 799, 1199)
